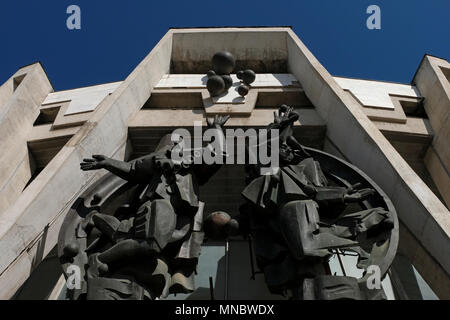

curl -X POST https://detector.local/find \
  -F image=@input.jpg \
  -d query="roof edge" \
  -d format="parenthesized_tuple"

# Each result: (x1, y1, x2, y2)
(411, 54, 449, 85)
(169, 25, 292, 30)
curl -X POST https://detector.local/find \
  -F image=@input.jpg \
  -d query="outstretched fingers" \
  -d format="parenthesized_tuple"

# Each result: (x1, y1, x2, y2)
(219, 115, 231, 126)
(80, 163, 98, 171)
(207, 115, 230, 127)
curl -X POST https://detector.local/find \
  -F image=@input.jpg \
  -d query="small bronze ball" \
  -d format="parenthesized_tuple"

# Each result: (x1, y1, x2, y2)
(221, 75, 233, 90)
(236, 70, 244, 80)
(98, 263, 109, 275)
(207, 75, 226, 96)
(207, 70, 216, 78)
(63, 242, 79, 258)
(212, 51, 235, 75)
(204, 211, 234, 240)
(237, 84, 250, 97)
(225, 218, 240, 236)
(242, 69, 256, 85)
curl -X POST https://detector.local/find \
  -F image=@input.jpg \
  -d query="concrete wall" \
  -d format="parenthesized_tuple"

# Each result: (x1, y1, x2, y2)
(0, 73, 14, 112)
(285, 29, 450, 298)
(413, 55, 450, 208)
(0, 63, 53, 215)
(0, 31, 173, 299)
(171, 28, 288, 73)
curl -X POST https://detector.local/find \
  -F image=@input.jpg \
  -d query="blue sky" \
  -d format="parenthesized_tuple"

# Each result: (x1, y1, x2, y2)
(0, 0, 448, 90)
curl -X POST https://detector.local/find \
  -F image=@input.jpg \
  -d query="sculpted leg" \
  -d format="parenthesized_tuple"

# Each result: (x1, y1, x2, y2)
(278, 200, 358, 259)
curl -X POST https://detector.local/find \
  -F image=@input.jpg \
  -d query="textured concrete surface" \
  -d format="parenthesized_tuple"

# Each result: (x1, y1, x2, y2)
(0, 63, 53, 215)
(335, 76, 421, 110)
(413, 55, 450, 208)
(42, 82, 122, 116)
(171, 28, 288, 74)
(156, 73, 298, 88)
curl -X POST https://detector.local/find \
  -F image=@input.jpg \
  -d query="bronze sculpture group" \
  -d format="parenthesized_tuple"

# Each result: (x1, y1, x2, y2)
(58, 52, 398, 300)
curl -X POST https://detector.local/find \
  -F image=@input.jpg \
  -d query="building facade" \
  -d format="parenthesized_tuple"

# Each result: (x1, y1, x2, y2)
(0, 27, 448, 300)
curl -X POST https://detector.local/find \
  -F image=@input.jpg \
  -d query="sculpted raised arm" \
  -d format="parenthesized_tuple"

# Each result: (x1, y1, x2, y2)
(80, 154, 154, 183)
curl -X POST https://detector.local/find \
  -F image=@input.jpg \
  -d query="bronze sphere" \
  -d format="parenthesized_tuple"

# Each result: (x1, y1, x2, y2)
(212, 51, 235, 75)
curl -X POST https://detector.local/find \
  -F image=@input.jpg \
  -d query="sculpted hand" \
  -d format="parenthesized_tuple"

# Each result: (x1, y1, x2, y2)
(206, 115, 231, 129)
(273, 105, 299, 128)
(80, 155, 110, 171)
